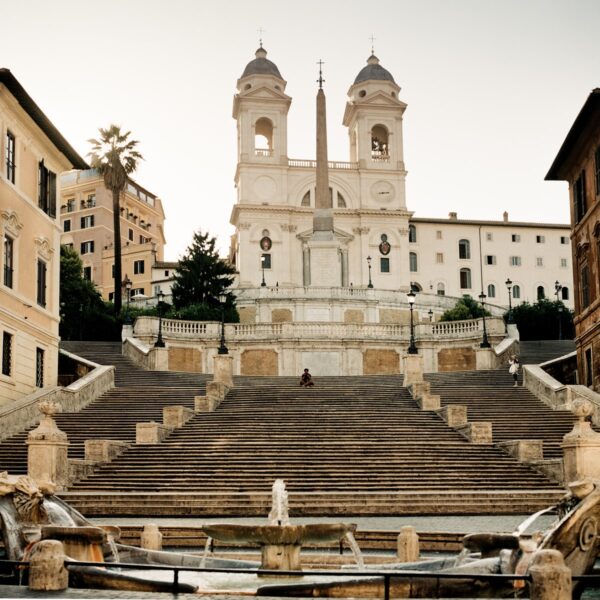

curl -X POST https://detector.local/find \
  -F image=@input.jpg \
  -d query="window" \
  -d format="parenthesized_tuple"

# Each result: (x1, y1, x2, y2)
(63, 219, 71, 232)
(511, 234, 521, 242)
(510, 256, 522, 266)
(134, 260, 145, 275)
(261, 253, 271, 269)
(458, 239, 470, 259)
(131, 287, 145, 297)
(485, 255, 496, 265)
(536, 257, 544, 267)
(459, 268, 471, 289)
(6, 131, 15, 183)
(80, 215, 94, 229)
(83, 266, 92, 281)
(436, 252, 444, 264)
(436, 282, 445, 296)
(86, 194, 96, 208)
(562, 287, 569, 301)
(301, 191, 310, 207)
(512, 284, 521, 299)
(585, 348, 593, 387)
(486, 232, 493, 241)
(35, 348, 44, 388)
(371, 124, 389, 160)
(164, 270, 169, 277)
(561, 258, 568, 268)
(380, 257, 390, 273)
(574, 171, 587, 223)
(3, 235, 14, 288)
(408, 225, 417, 243)
(38, 160, 56, 218)
(560, 236, 569, 244)
(409, 252, 418, 272)
(139, 235, 145, 244)
(108, 292, 114, 302)
(2, 332, 12, 376)
(581, 264, 590, 308)
(536, 235, 545, 244)
(487, 284, 496, 298)
(80, 241, 94, 254)
(128, 228, 134, 241)
(436, 230, 442, 240)
(595, 146, 600, 196)
(537, 285, 545, 300)
(36, 259, 47, 307)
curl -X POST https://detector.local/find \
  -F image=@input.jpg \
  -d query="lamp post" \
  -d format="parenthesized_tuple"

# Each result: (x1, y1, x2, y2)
(407, 289, 418, 354)
(478, 291, 491, 348)
(555, 281, 563, 341)
(154, 289, 165, 348)
(554, 280, 562, 302)
(367, 256, 373, 289)
(218, 293, 228, 355)
(505, 278, 513, 324)
(123, 275, 132, 325)
(260, 255, 266, 287)
(428, 308, 433, 322)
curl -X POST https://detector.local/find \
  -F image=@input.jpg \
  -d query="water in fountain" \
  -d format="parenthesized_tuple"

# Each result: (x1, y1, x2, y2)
(344, 531, 365, 570)
(0, 497, 25, 561)
(268, 478, 290, 526)
(200, 536, 213, 568)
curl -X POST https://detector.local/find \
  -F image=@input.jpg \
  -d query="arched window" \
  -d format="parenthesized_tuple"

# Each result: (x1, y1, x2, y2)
(487, 284, 496, 298)
(337, 191, 346, 208)
(561, 286, 569, 301)
(537, 285, 545, 300)
(437, 282, 445, 296)
(301, 191, 310, 207)
(254, 118, 273, 156)
(301, 186, 347, 208)
(408, 225, 417, 243)
(513, 284, 521, 299)
(409, 252, 418, 272)
(411, 282, 422, 292)
(460, 268, 471, 289)
(458, 239, 471, 260)
(371, 124, 389, 160)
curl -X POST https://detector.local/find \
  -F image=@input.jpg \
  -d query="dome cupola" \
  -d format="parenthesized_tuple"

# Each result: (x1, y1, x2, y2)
(353, 54, 395, 85)
(240, 46, 284, 80)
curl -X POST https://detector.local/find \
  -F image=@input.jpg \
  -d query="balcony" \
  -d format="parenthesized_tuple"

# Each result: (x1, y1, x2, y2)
(288, 159, 358, 170)
(255, 148, 273, 158)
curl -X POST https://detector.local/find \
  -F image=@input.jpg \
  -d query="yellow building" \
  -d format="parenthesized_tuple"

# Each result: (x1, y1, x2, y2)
(60, 171, 166, 301)
(0, 69, 87, 405)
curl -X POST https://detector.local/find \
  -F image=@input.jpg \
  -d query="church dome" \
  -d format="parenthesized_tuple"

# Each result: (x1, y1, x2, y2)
(241, 47, 283, 80)
(353, 54, 395, 85)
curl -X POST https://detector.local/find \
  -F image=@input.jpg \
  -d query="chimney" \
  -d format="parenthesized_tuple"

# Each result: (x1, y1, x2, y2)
(448, 212, 457, 221)
(503, 211, 508, 223)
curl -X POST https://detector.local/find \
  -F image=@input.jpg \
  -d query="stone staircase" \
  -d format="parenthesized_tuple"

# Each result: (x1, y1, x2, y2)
(0, 342, 567, 516)
(518, 340, 576, 365)
(425, 370, 576, 459)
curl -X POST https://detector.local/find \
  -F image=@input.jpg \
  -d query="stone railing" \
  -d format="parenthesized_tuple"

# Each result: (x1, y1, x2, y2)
(123, 337, 168, 370)
(288, 159, 358, 170)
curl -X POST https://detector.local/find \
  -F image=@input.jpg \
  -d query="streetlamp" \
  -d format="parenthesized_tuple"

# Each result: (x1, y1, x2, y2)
(123, 275, 132, 325)
(407, 289, 418, 354)
(555, 281, 563, 341)
(367, 256, 373, 289)
(260, 255, 266, 287)
(554, 280, 562, 302)
(505, 278, 513, 324)
(478, 291, 491, 348)
(154, 288, 165, 348)
(428, 309, 433, 322)
(218, 293, 228, 355)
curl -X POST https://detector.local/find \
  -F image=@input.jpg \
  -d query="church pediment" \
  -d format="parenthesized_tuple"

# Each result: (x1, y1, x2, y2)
(297, 226, 354, 244)
(343, 93, 407, 124)
(237, 85, 290, 101)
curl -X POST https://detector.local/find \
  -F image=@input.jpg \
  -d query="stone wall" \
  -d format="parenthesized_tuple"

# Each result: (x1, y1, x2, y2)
(363, 349, 400, 375)
(240, 349, 278, 376)
(238, 306, 257, 324)
(379, 308, 410, 324)
(272, 308, 293, 323)
(344, 309, 364, 324)
(168, 347, 202, 372)
(438, 347, 476, 371)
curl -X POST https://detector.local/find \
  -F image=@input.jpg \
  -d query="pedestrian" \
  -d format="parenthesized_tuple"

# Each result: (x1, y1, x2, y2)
(299, 368, 314, 387)
(508, 355, 520, 387)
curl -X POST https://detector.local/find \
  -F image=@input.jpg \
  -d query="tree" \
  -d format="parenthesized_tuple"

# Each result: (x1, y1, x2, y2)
(508, 299, 574, 341)
(88, 125, 143, 315)
(171, 230, 238, 321)
(440, 295, 490, 322)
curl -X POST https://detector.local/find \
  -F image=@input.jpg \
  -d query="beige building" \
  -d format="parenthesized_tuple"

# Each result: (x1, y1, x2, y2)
(60, 170, 166, 302)
(0, 69, 87, 405)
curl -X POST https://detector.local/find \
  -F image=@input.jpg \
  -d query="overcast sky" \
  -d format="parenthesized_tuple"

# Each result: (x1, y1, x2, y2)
(2, 0, 599, 260)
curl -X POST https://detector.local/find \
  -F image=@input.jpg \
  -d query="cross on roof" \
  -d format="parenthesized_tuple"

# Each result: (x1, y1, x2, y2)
(369, 34, 376, 55)
(317, 59, 325, 89)
(257, 27, 265, 47)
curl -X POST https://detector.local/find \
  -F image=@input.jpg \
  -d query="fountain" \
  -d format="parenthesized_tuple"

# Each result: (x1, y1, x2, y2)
(201, 479, 361, 571)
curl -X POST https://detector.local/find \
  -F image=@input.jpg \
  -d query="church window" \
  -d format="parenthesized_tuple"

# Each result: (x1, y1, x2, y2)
(380, 257, 390, 273)
(436, 282, 445, 296)
(337, 192, 346, 208)
(409, 252, 418, 272)
(459, 268, 471, 289)
(254, 118, 273, 156)
(371, 125, 389, 161)
(261, 253, 271, 269)
(458, 239, 470, 259)
(574, 170, 587, 223)
(301, 191, 310, 207)
(408, 225, 417, 243)
(513, 285, 521, 299)
(537, 285, 545, 300)
(487, 284, 496, 298)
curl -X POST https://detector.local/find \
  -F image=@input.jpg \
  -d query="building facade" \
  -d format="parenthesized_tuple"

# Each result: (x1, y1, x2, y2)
(0, 69, 87, 405)
(546, 88, 600, 391)
(60, 170, 166, 302)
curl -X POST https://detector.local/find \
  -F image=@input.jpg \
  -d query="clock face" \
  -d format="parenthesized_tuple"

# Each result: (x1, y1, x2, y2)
(371, 180, 395, 202)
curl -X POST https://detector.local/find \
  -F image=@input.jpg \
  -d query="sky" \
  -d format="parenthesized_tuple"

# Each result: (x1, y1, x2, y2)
(1, 0, 599, 261)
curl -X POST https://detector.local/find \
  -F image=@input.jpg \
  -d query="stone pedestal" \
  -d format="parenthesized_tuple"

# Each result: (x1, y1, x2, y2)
(207, 381, 230, 401)
(562, 399, 600, 483)
(28, 540, 68, 591)
(529, 549, 571, 600)
(457, 422, 492, 444)
(150, 347, 169, 370)
(438, 405, 467, 428)
(403, 354, 424, 387)
(27, 401, 69, 490)
(136, 422, 170, 444)
(163, 405, 194, 428)
(121, 324, 133, 341)
(307, 238, 341, 287)
(397, 526, 419, 562)
(84, 440, 129, 463)
(141, 524, 163, 551)
(408, 381, 430, 399)
(260, 544, 302, 572)
(417, 394, 441, 411)
(195, 395, 220, 412)
(498, 440, 543, 463)
(213, 354, 234, 389)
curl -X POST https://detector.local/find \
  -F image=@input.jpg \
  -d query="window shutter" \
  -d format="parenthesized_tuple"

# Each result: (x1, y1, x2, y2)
(48, 171, 56, 217)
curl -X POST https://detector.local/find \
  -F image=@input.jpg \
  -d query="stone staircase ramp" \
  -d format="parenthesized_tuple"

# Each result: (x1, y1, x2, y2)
(518, 340, 576, 365)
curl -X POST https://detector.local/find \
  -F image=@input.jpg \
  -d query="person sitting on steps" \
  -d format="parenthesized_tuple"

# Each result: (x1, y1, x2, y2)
(299, 368, 314, 387)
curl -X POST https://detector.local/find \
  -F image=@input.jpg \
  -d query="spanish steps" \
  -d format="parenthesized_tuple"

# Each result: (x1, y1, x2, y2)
(0, 341, 572, 516)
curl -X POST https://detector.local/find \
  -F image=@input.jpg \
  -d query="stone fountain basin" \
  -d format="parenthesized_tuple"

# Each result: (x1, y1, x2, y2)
(201, 523, 356, 545)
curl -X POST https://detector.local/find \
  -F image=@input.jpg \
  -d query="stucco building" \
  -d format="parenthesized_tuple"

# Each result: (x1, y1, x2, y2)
(546, 88, 600, 391)
(60, 170, 166, 302)
(0, 69, 87, 405)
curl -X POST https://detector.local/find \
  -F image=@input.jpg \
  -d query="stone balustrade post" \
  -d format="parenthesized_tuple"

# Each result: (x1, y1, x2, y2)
(28, 540, 68, 591)
(529, 549, 571, 600)
(213, 354, 234, 388)
(397, 526, 420, 562)
(140, 523, 163, 551)
(403, 354, 424, 387)
(562, 399, 600, 482)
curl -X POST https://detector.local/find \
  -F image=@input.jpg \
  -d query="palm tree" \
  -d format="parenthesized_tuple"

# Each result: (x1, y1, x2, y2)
(88, 125, 143, 314)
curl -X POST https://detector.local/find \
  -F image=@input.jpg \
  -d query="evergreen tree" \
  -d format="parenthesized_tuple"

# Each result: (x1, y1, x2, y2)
(440, 295, 490, 322)
(171, 231, 238, 321)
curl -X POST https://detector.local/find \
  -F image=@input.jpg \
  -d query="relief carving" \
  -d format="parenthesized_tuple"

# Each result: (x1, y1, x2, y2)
(1, 210, 24, 237)
(34, 236, 54, 260)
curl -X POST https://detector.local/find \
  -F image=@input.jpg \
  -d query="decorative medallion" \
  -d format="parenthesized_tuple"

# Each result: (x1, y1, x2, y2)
(579, 517, 597, 551)
(379, 234, 391, 255)
(370, 180, 395, 202)
(260, 236, 272, 251)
